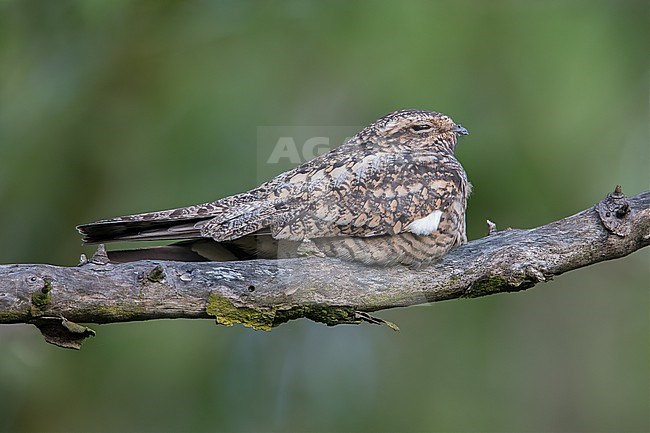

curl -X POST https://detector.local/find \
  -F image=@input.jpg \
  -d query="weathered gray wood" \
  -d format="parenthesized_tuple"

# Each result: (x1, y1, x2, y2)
(1, 187, 648, 349)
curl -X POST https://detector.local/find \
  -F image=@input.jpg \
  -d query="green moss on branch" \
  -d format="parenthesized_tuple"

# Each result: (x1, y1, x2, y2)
(206, 292, 359, 330)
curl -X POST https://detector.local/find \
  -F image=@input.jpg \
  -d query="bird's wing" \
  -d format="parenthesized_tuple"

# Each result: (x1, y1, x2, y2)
(199, 150, 468, 242)
(80, 149, 467, 246)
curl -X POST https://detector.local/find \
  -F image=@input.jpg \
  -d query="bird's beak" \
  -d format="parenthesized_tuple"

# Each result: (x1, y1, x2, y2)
(453, 124, 469, 136)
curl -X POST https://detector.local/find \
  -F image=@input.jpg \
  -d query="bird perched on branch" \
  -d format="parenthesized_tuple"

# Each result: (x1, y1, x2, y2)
(78, 109, 471, 266)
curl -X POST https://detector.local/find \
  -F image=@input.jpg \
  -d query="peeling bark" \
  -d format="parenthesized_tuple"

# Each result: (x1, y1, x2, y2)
(0, 187, 648, 349)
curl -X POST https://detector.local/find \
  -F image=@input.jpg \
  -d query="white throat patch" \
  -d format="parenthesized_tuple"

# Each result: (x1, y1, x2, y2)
(407, 210, 443, 235)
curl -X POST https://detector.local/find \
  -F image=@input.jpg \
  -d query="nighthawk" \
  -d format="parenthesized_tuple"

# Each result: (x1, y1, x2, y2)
(78, 109, 471, 266)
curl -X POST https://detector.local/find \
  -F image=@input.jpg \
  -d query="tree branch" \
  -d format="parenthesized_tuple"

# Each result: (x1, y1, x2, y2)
(1, 187, 648, 349)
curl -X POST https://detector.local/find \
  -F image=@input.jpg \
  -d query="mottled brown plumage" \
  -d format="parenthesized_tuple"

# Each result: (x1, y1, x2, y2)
(78, 109, 471, 266)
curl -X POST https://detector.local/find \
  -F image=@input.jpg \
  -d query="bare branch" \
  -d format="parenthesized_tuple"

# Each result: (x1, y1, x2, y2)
(1, 188, 648, 349)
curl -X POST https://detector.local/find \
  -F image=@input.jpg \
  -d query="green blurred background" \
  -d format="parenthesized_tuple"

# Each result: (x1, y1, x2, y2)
(0, 1, 648, 432)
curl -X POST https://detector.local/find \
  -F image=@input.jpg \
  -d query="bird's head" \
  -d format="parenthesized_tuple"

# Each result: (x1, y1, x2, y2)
(355, 109, 468, 154)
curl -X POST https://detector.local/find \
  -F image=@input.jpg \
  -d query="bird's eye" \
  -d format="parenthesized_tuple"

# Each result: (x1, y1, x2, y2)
(411, 124, 432, 132)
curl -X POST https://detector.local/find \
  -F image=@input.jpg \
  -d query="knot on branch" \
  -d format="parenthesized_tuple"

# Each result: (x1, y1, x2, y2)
(596, 185, 632, 237)
(30, 276, 52, 316)
(90, 244, 110, 265)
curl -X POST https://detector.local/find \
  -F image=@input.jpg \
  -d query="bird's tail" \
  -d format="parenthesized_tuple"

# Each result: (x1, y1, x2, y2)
(77, 217, 206, 244)
(77, 192, 261, 244)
